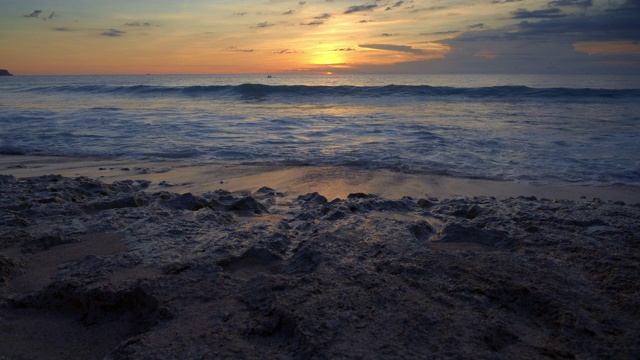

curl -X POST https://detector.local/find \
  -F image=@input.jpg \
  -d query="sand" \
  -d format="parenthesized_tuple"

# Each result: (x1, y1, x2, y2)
(1, 155, 639, 359)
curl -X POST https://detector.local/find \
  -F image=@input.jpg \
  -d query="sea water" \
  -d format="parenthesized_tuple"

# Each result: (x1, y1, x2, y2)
(1, 74, 639, 185)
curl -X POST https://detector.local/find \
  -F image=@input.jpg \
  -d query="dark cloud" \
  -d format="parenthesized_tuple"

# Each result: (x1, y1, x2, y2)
(124, 22, 152, 27)
(299, 1, 306, 5)
(228, 47, 255, 53)
(410, 6, 447, 13)
(344, 4, 378, 14)
(255, 22, 274, 28)
(283, 10, 294, 15)
(385, 1, 405, 11)
(349, 2, 640, 74)
(467, 23, 486, 29)
(515, 13, 640, 41)
(491, 0, 523, 4)
(604, 0, 640, 13)
(101, 29, 126, 37)
(314, 13, 332, 19)
(359, 20, 374, 23)
(381, 33, 394, 37)
(302, 20, 324, 26)
(23, 10, 42, 18)
(270, 49, 298, 54)
(421, 30, 460, 36)
(334, 48, 356, 51)
(547, 0, 592, 7)
(359, 43, 425, 54)
(48, 12, 56, 19)
(233, 12, 247, 16)
(52, 27, 71, 31)
(511, 8, 566, 19)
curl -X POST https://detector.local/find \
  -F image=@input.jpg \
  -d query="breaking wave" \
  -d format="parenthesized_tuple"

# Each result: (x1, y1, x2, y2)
(20, 83, 640, 101)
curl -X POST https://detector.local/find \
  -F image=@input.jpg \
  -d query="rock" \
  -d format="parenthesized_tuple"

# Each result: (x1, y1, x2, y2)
(0, 69, 13, 76)
(417, 198, 437, 208)
(1, 175, 640, 359)
(227, 196, 268, 214)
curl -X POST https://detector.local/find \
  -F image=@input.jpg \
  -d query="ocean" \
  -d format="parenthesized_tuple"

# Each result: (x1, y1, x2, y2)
(1, 74, 639, 186)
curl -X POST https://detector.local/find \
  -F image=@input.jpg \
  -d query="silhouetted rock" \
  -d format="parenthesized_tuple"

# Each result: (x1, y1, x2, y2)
(0, 69, 13, 76)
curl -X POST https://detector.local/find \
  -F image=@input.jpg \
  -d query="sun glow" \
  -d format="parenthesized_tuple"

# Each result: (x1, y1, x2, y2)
(310, 50, 346, 66)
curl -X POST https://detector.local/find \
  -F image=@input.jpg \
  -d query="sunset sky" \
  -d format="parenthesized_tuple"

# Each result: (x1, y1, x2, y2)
(1, 0, 639, 75)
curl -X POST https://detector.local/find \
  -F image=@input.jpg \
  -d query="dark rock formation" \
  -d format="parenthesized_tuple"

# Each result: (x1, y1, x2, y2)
(1, 175, 639, 359)
(0, 69, 13, 76)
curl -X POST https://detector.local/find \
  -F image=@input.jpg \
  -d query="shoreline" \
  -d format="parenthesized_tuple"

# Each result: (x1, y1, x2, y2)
(1, 155, 639, 203)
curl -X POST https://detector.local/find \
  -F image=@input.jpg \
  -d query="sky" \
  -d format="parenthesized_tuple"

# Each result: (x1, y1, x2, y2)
(0, 0, 639, 75)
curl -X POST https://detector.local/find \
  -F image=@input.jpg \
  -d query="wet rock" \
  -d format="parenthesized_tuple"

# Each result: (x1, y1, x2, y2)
(436, 223, 500, 246)
(0, 255, 21, 285)
(2, 175, 640, 359)
(21, 234, 78, 253)
(227, 196, 268, 215)
(347, 192, 369, 199)
(163, 193, 208, 211)
(297, 192, 328, 205)
(417, 198, 437, 208)
(83, 195, 148, 213)
(409, 221, 435, 241)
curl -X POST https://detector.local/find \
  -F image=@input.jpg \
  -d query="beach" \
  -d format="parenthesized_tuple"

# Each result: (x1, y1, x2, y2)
(1, 155, 639, 359)
(1, 73, 639, 358)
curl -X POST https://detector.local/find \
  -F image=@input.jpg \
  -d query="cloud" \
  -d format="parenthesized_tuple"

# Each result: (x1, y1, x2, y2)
(346, 2, 640, 74)
(511, 8, 566, 19)
(547, 0, 593, 8)
(359, 43, 425, 54)
(381, 33, 394, 37)
(473, 50, 497, 59)
(270, 49, 298, 54)
(344, 4, 378, 14)
(467, 23, 486, 30)
(334, 48, 356, 51)
(302, 20, 324, 26)
(228, 47, 255, 53)
(314, 13, 332, 19)
(410, 6, 447, 13)
(255, 22, 274, 28)
(421, 30, 460, 36)
(283, 10, 294, 15)
(233, 12, 247, 16)
(124, 22, 152, 27)
(514, 12, 640, 41)
(23, 10, 42, 18)
(385, 1, 404, 11)
(52, 27, 71, 31)
(299, 1, 306, 5)
(48, 12, 56, 19)
(101, 29, 126, 37)
(491, 0, 523, 4)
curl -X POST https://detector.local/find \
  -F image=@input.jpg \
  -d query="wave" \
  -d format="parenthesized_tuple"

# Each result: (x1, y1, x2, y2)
(19, 83, 640, 101)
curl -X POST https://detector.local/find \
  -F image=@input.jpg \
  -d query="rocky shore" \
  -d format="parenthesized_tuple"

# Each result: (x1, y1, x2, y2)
(1, 174, 639, 359)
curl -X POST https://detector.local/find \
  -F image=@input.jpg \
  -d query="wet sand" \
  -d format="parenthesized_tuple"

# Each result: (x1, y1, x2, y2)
(1, 155, 638, 202)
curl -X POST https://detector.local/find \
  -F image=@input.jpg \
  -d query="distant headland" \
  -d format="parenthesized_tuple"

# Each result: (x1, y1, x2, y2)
(0, 69, 14, 76)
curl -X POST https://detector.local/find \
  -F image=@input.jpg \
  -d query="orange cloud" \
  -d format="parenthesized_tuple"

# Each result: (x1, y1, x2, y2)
(574, 41, 640, 56)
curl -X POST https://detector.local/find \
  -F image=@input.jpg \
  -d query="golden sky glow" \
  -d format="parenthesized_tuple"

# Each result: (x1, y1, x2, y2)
(0, 0, 638, 75)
